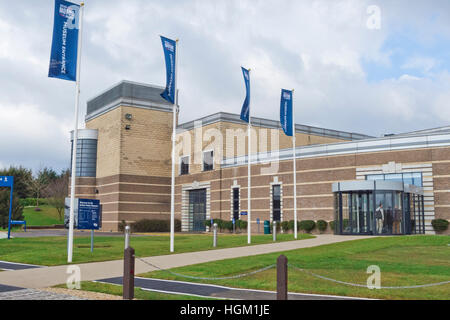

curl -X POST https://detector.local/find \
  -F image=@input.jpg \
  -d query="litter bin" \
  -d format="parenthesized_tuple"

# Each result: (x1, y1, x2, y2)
(264, 220, 271, 234)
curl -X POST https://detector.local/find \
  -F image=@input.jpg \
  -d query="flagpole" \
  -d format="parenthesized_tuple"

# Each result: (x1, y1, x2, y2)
(292, 89, 298, 239)
(247, 70, 251, 245)
(170, 39, 179, 253)
(68, 2, 84, 263)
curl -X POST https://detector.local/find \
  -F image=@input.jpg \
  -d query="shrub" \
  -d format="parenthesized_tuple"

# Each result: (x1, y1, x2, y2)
(270, 221, 281, 232)
(131, 219, 181, 233)
(299, 220, 316, 233)
(431, 219, 449, 232)
(223, 221, 234, 232)
(236, 219, 247, 231)
(316, 220, 328, 233)
(281, 221, 290, 232)
(330, 220, 336, 232)
(19, 198, 50, 207)
(204, 219, 212, 228)
(118, 220, 127, 232)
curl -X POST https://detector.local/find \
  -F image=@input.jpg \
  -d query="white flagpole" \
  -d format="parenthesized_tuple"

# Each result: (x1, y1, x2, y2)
(68, 2, 84, 263)
(170, 39, 179, 253)
(292, 89, 298, 239)
(247, 70, 252, 245)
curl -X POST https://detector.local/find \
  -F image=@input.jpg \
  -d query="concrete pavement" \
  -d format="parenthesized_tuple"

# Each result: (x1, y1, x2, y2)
(0, 235, 370, 289)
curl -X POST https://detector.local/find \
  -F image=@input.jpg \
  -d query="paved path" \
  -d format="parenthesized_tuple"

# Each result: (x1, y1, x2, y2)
(0, 261, 45, 271)
(96, 277, 371, 300)
(0, 235, 370, 289)
(0, 289, 86, 300)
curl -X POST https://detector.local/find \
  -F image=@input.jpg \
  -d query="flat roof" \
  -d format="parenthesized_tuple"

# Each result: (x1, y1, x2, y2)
(177, 112, 373, 141)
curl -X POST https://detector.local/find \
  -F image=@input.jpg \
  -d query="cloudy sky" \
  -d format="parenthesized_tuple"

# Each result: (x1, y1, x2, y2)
(0, 0, 449, 174)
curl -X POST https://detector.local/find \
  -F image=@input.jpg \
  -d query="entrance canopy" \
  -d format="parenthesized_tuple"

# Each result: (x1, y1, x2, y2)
(332, 180, 425, 236)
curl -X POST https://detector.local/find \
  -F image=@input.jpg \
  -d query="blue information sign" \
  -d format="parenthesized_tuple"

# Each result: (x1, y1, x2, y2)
(240, 211, 248, 216)
(77, 199, 101, 230)
(0, 176, 13, 187)
(1, 176, 16, 239)
(257, 218, 260, 224)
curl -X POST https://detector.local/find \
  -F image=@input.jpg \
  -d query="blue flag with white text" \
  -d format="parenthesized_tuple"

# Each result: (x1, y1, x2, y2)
(240, 67, 250, 123)
(160, 36, 177, 104)
(280, 89, 293, 136)
(48, 0, 80, 81)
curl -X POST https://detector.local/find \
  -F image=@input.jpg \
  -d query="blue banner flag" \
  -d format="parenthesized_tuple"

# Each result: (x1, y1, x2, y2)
(48, 0, 80, 81)
(160, 36, 177, 104)
(240, 67, 250, 123)
(280, 89, 293, 136)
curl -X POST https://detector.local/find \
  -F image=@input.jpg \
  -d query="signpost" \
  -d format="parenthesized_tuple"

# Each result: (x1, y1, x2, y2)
(78, 199, 101, 252)
(0, 176, 14, 240)
(64, 198, 101, 253)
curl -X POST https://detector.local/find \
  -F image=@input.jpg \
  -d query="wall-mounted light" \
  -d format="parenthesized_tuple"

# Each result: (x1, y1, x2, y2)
(125, 125, 131, 130)
(125, 113, 132, 120)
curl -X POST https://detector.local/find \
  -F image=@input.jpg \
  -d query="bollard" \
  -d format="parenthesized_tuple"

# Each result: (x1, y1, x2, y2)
(123, 246, 135, 300)
(124, 225, 130, 249)
(277, 255, 288, 300)
(273, 221, 277, 242)
(213, 223, 218, 247)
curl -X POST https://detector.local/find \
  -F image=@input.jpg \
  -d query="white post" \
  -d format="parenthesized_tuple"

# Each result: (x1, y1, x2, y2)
(292, 89, 298, 239)
(68, 3, 84, 263)
(170, 39, 179, 253)
(124, 225, 130, 250)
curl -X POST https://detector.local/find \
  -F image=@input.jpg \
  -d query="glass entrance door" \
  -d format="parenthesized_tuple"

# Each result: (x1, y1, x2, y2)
(351, 192, 372, 234)
(189, 189, 207, 232)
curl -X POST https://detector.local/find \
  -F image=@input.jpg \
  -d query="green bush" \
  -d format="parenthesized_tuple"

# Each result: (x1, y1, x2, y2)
(330, 220, 336, 232)
(131, 219, 181, 233)
(270, 221, 281, 232)
(236, 219, 247, 231)
(299, 220, 316, 233)
(431, 219, 449, 232)
(316, 220, 328, 233)
(19, 198, 50, 207)
(223, 220, 234, 232)
(281, 221, 290, 232)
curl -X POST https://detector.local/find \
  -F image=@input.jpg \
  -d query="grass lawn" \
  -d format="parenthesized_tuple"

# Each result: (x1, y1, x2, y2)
(140, 236, 450, 300)
(0, 233, 314, 266)
(54, 281, 218, 300)
(23, 205, 64, 226)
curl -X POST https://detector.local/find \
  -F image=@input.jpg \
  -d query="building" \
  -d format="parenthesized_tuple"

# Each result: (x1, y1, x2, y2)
(70, 80, 450, 235)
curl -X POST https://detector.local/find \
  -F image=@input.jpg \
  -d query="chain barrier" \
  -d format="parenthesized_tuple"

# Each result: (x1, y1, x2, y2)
(288, 264, 450, 289)
(136, 256, 275, 281)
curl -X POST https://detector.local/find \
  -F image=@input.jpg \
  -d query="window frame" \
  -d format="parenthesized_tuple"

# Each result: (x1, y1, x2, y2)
(179, 155, 190, 176)
(202, 149, 214, 172)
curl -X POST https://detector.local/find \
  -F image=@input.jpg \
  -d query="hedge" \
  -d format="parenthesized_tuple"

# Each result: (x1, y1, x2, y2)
(316, 220, 328, 233)
(299, 220, 316, 233)
(130, 219, 181, 233)
(431, 219, 449, 232)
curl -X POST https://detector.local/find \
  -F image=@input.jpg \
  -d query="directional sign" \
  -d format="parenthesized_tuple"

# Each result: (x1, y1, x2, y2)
(77, 199, 101, 230)
(257, 218, 260, 225)
(240, 211, 248, 216)
(0, 176, 13, 187)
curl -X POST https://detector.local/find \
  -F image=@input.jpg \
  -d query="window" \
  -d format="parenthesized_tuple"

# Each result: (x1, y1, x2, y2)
(180, 156, 189, 175)
(203, 150, 214, 171)
(366, 172, 423, 187)
(272, 185, 281, 222)
(232, 188, 240, 221)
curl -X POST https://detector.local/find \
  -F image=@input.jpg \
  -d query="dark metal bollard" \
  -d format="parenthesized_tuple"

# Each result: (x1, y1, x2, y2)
(123, 246, 135, 300)
(277, 255, 288, 300)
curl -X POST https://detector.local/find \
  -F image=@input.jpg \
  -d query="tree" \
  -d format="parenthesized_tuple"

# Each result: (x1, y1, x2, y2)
(43, 170, 70, 220)
(0, 190, 24, 229)
(0, 166, 33, 199)
(31, 167, 58, 207)
(0, 166, 31, 228)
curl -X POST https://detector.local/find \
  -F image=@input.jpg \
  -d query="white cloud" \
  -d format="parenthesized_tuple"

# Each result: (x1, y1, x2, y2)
(0, 0, 449, 171)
